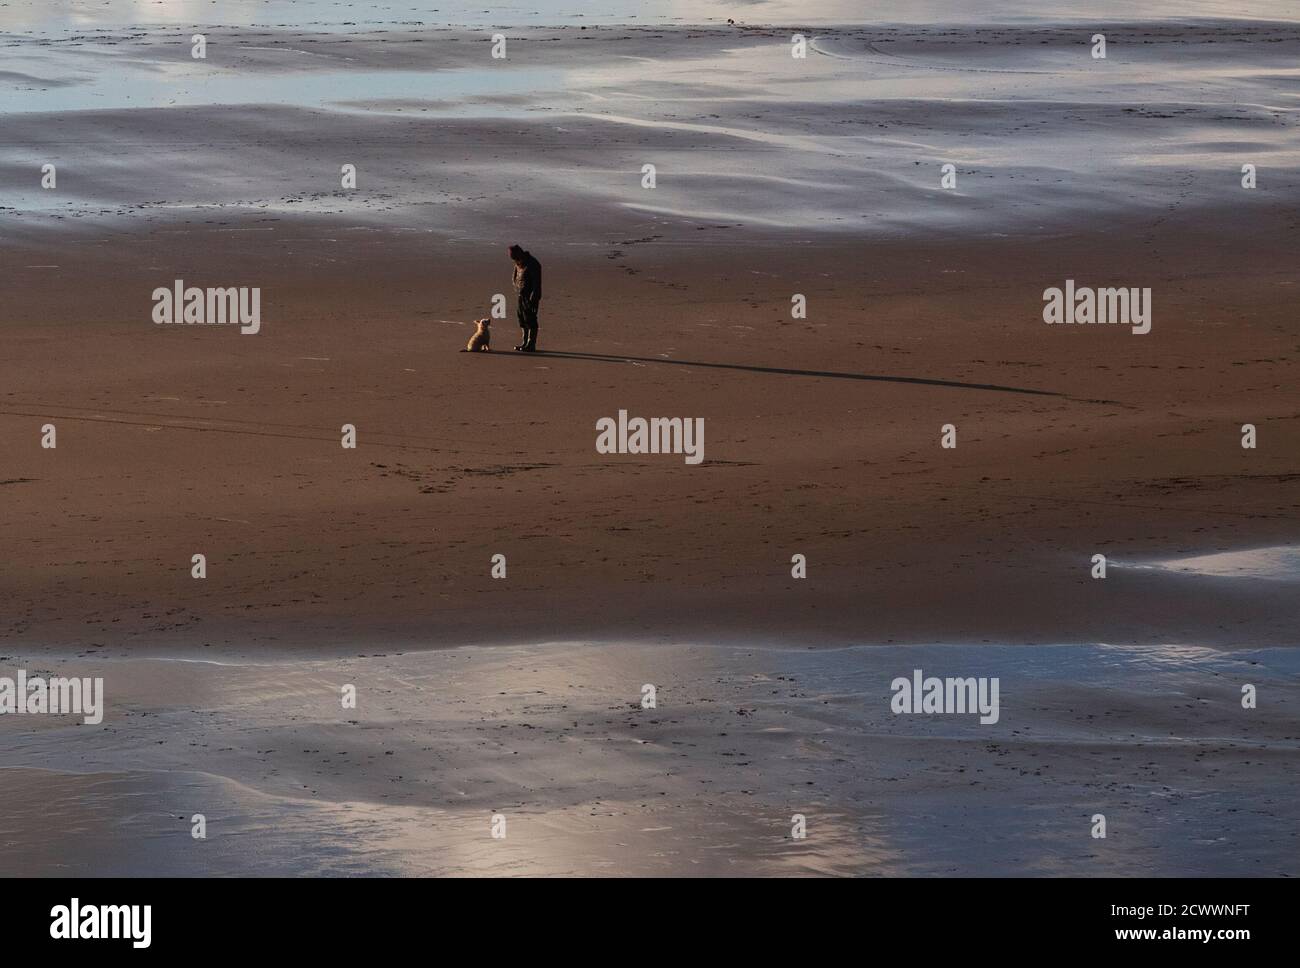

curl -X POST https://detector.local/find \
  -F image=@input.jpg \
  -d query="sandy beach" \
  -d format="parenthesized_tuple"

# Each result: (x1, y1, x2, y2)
(3, 207, 1298, 654)
(1, 3, 1298, 876)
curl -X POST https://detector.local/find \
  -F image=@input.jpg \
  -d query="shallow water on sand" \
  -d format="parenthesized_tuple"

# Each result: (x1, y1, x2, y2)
(0, 61, 567, 116)
(3, 17, 1297, 236)
(1126, 545, 1300, 581)
(2, 640, 1296, 875)
(3, 1, 1299, 32)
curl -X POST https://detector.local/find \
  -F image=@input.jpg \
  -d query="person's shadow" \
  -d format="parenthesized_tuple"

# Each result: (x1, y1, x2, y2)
(503, 350, 1063, 398)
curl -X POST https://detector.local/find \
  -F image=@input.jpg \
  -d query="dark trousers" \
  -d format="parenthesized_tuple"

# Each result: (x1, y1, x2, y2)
(517, 298, 539, 350)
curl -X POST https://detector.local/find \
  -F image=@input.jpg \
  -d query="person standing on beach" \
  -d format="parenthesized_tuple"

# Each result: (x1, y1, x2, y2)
(509, 243, 542, 352)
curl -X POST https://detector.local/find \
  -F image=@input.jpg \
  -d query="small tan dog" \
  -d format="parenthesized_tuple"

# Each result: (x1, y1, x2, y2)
(461, 317, 491, 352)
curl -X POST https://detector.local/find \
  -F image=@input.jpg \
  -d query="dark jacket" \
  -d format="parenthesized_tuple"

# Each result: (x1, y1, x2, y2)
(512, 252, 541, 304)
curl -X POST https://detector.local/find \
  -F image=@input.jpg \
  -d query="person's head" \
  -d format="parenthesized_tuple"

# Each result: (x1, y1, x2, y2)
(507, 243, 525, 263)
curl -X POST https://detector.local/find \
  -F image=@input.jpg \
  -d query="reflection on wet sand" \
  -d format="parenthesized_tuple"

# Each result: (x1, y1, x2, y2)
(1134, 545, 1300, 581)
(2, 641, 1296, 875)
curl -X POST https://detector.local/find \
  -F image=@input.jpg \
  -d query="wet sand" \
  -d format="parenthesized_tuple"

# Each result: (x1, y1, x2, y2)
(2, 641, 1296, 876)
(2, 208, 1299, 653)
(3, 21, 1297, 237)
